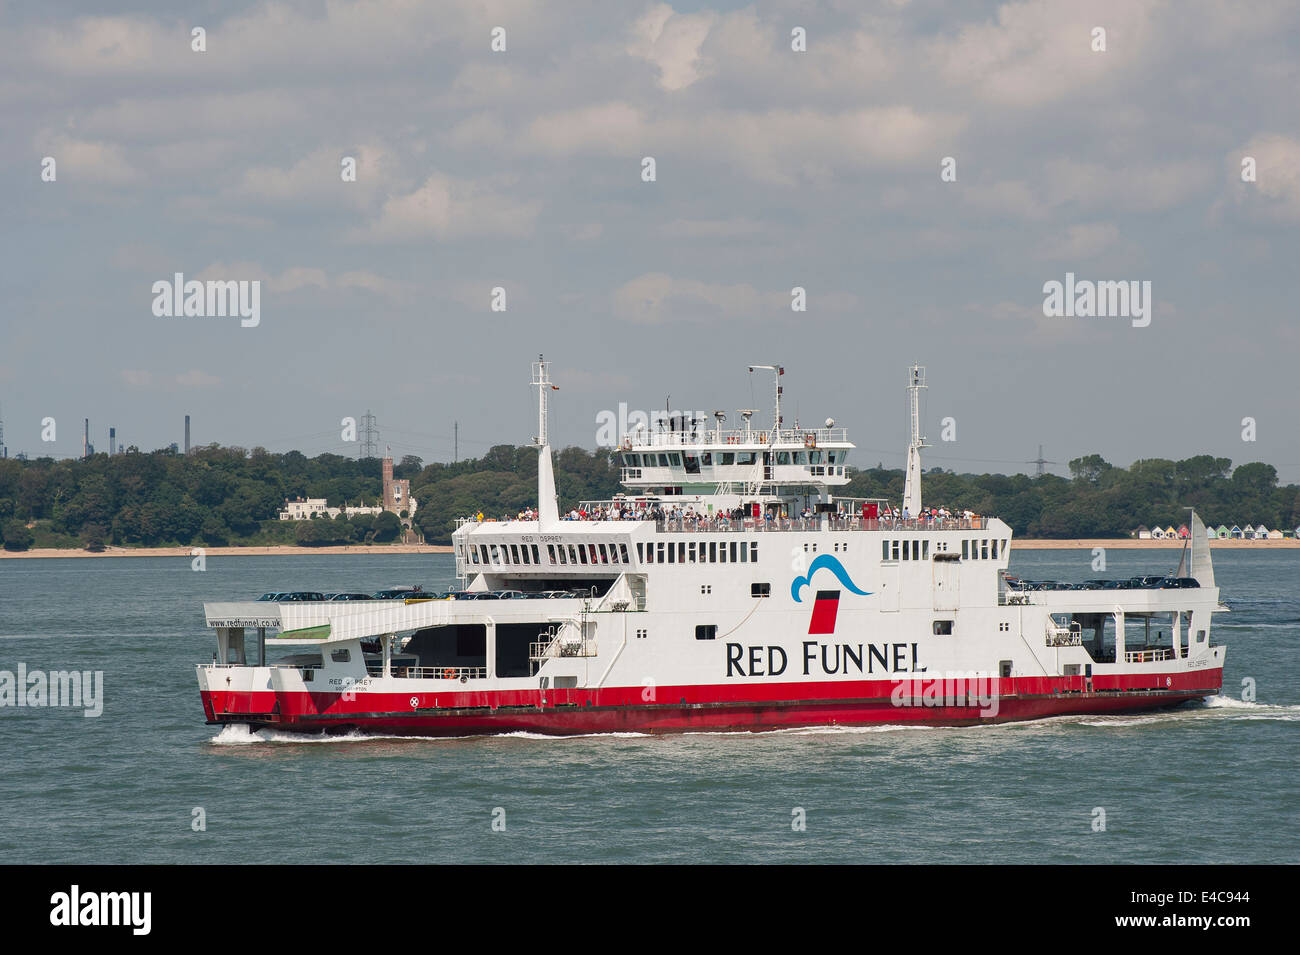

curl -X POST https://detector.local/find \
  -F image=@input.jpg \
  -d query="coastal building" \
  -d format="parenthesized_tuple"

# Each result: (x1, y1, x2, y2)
(1215, 525, 1230, 539)
(1136, 525, 1151, 539)
(1229, 525, 1243, 539)
(1177, 524, 1190, 539)
(278, 498, 383, 521)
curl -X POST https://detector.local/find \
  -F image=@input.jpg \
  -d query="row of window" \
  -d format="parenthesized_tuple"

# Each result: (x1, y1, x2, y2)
(467, 541, 632, 567)
(622, 449, 845, 469)
(880, 538, 1010, 562)
(466, 538, 763, 568)
(637, 540, 759, 564)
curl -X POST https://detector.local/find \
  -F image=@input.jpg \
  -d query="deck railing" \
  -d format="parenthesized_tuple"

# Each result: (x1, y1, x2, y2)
(364, 664, 487, 680)
(1124, 648, 1175, 664)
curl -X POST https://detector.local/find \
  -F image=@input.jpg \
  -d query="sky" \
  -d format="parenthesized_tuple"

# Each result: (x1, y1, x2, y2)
(1, 0, 1297, 481)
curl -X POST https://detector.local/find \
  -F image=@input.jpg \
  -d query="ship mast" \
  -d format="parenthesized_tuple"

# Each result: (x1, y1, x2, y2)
(532, 355, 560, 530)
(902, 363, 927, 518)
(748, 364, 784, 434)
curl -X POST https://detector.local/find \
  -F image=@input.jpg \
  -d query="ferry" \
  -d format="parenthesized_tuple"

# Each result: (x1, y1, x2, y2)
(197, 358, 1226, 735)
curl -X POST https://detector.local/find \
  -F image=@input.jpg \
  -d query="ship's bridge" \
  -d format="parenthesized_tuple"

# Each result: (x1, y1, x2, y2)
(617, 423, 852, 496)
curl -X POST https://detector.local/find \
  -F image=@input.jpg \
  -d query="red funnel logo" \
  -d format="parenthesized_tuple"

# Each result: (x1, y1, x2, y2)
(808, 590, 840, 634)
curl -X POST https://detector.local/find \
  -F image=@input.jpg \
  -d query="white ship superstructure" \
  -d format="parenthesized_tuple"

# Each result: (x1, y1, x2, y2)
(198, 359, 1226, 735)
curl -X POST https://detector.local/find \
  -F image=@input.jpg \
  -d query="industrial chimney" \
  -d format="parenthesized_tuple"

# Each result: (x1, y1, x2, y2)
(184, 415, 190, 454)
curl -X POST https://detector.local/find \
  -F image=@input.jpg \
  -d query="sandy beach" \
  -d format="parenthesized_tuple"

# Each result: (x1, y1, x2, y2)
(2, 538, 1294, 558)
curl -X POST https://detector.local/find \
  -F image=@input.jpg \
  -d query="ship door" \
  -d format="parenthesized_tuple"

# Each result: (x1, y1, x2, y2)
(879, 565, 900, 612)
(763, 451, 773, 482)
(933, 555, 960, 611)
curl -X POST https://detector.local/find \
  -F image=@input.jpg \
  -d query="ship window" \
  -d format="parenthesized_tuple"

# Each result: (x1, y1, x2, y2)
(695, 625, 718, 641)
(556, 545, 567, 565)
(684, 454, 700, 474)
(709, 541, 717, 562)
(932, 620, 953, 635)
(882, 540, 890, 561)
(902, 541, 909, 561)
(750, 542, 758, 562)
(1197, 630, 1206, 643)
(999, 660, 1012, 678)
(637, 543, 644, 562)
(688, 542, 696, 563)
(532, 545, 540, 564)
(719, 542, 727, 563)
(728, 542, 737, 562)
(961, 540, 969, 560)
(656, 542, 665, 562)
(809, 450, 822, 464)
(981, 540, 989, 560)
(578, 546, 588, 565)
(331, 648, 351, 662)
(721, 452, 735, 465)
(702, 452, 712, 465)
(667, 543, 675, 563)
(669, 453, 682, 467)
(620, 543, 629, 563)
(989, 539, 997, 559)
(471, 547, 480, 564)
(548, 544, 557, 564)
(922, 540, 929, 560)
(794, 451, 807, 465)
(827, 450, 838, 464)
(1002, 539, 1008, 555)
(752, 583, 771, 597)
(479, 545, 489, 564)
(737, 452, 755, 465)
(892, 541, 900, 561)
(678, 542, 686, 563)
(510, 544, 520, 563)
(739, 541, 748, 563)
(656, 454, 668, 467)
(569, 545, 581, 564)
(777, 452, 791, 465)
(597, 544, 608, 563)
(912, 540, 920, 561)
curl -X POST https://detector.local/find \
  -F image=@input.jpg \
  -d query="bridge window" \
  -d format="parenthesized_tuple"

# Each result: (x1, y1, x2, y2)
(510, 544, 520, 563)
(669, 453, 682, 467)
(777, 451, 791, 465)
(752, 582, 771, 597)
(989, 539, 997, 559)
(794, 451, 807, 465)
(720, 452, 735, 465)
(532, 544, 541, 564)
(695, 625, 717, 640)
(737, 452, 756, 465)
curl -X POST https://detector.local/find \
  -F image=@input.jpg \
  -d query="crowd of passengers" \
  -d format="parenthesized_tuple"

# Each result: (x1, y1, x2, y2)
(254, 586, 594, 602)
(466, 503, 980, 527)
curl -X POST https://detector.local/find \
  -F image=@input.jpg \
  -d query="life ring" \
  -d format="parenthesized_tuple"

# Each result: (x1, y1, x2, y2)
(804, 434, 816, 448)
(443, 668, 456, 680)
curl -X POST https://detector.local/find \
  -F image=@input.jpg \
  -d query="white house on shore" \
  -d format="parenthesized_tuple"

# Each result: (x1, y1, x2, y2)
(278, 498, 384, 521)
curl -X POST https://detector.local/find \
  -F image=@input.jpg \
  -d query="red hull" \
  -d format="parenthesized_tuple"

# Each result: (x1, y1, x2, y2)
(201, 669, 1223, 737)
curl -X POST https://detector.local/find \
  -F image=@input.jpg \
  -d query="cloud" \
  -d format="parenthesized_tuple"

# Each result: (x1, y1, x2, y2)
(627, 4, 717, 91)
(352, 171, 541, 241)
(612, 272, 780, 323)
(34, 134, 140, 184)
(1036, 222, 1121, 259)
(1232, 134, 1300, 221)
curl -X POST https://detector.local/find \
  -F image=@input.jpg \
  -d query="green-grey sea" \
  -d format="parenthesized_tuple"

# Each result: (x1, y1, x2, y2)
(0, 548, 1295, 864)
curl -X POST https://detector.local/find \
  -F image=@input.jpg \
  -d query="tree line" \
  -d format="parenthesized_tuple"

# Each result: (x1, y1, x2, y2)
(0, 444, 1295, 550)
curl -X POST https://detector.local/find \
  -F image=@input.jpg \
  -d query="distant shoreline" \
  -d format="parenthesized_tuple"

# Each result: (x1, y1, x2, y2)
(0, 544, 454, 559)
(1, 538, 1296, 558)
